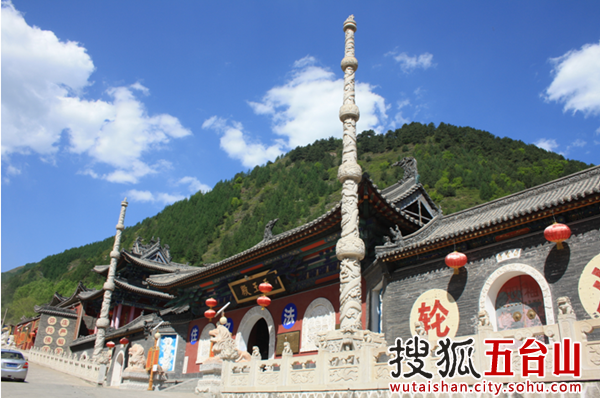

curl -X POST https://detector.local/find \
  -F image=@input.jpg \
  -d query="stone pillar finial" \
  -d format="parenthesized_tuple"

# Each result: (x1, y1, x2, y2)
(336, 15, 365, 331)
(92, 198, 128, 360)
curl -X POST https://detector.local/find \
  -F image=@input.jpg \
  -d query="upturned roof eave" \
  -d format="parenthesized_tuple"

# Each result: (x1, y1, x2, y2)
(375, 165, 600, 261)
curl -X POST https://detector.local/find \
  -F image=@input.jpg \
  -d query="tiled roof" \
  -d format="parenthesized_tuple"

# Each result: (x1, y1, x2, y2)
(376, 165, 600, 259)
(113, 278, 174, 300)
(69, 312, 173, 348)
(34, 305, 78, 318)
(77, 289, 103, 301)
(93, 252, 196, 275)
(146, 175, 437, 289)
(146, 203, 343, 288)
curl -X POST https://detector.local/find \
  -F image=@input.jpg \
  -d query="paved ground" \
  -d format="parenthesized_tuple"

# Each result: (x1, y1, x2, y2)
(1, 362, 199, 398)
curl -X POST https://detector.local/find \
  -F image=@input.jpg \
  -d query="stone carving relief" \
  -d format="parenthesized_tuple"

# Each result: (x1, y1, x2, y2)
(291, 371, 315, 384)
(301, 298, 335, 352)
(329, 367, 358, 382)
(282, 342, 293, 356)
(495, 249, 522, 263)
(196, 323, 215, 364)
(125, 344, 146, 372)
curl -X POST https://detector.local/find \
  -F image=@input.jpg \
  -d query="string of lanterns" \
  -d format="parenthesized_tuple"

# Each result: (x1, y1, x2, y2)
(257, 281, 273, 310)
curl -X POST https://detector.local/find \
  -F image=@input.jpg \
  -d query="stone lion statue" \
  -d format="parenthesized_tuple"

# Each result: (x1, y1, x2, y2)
(557, 296, 574, 315)
(478, 310, 491, 327)
(125, 343, 146, 372)
(209, 325, 251, 362)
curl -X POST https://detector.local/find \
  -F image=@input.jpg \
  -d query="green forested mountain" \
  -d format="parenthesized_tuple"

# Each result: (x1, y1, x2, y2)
(1, 122, 593, 324)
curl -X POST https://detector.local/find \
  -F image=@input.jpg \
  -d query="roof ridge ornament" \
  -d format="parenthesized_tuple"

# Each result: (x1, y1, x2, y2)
(262, 218, 279, 242)
(392, 156, 419, 184)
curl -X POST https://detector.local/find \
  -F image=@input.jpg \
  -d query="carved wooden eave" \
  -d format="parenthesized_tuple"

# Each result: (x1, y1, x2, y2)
(375, 165, 600, 263)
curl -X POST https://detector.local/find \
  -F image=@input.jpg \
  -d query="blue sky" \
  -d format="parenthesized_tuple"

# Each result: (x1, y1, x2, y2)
(2, 1, 599, 272)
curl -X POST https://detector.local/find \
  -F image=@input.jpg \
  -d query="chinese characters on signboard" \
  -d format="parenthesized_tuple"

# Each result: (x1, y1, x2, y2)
(228, 270, 285, 304)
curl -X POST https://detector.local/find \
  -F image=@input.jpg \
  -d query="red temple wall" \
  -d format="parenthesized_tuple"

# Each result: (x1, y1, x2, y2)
(184, 278, 367, 374)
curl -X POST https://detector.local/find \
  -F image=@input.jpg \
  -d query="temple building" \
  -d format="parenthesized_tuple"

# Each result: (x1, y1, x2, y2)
(25, 15, 600, 397)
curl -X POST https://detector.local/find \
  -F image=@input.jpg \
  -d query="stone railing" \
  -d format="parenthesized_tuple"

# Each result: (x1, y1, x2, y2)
(26, 347, 107, 385)
(222, 312, 600, 394)
(222, 346, 392, 393)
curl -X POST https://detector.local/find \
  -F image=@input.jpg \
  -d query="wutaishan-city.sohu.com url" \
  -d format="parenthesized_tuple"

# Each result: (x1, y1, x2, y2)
(387, 336, 582, 395)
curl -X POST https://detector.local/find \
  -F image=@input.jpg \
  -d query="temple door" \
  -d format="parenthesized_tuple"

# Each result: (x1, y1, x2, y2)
(495, 275, 546, 331)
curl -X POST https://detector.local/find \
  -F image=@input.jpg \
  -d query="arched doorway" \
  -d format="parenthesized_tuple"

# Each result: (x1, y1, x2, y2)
(236, 306, 276, 359)
(110, 351, 124, 386)
(246, 318, 269, 359)
(479, 263, 555, 331)
(495, 275, 546, 331)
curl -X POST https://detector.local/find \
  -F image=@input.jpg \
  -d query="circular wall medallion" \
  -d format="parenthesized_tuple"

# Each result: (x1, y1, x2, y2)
(58, 328, 68, 336)
(46, 326, 55, 335)
(43, 336, 53, 345)
(409, 289, 460, 339)
(42, 346, 51, 352)
(55, 347, 64, 355)
(47, 316, 57, 325)
(56, 337, 66, 346)
(578, 253, 600, 319)
(60, 318, 70, 327)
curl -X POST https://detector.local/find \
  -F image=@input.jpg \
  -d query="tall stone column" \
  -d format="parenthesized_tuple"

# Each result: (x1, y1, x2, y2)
(336, 15, 365, 331)
(92, 198, 128, 360)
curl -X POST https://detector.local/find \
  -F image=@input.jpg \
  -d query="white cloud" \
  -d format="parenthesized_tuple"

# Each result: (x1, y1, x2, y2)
(570, 139, 587, 148)
(386, 50, 435, 73)
(534, 138, 559, 152)
(1, 2, 191, 183)
(545, 41, 600, 116)
(178, 176, 212, 194)
(125, 189, 185, 205)
(391, 99, 411, 129)
(247, 56, 388, 151)
(202, 116, 285, 168)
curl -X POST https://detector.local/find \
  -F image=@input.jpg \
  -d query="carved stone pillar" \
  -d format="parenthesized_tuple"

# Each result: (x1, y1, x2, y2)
(92, 198, 128, 360)
(336, 15, 365, 331)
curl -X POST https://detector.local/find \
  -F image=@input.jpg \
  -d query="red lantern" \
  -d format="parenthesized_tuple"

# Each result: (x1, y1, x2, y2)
(120, 337, 129, 345)
(257, 295, 271, 310)
(106, 341, 115, 348)
(205, 298, 217, 308)
(445, 251, 467, 275)
(259, 282, 273, 294)
(204, 309, 216, 321)
(544, 222, 571, 250)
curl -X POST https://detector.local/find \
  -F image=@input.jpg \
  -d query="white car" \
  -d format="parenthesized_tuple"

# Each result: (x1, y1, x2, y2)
(1, 349, 28, 382)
